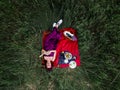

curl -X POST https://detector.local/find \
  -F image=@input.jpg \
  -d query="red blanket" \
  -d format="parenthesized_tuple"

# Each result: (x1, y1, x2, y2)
(53, 28, 81, 68)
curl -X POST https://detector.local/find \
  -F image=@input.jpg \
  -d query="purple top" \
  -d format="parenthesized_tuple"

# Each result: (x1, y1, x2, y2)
(44, 52, 54, 57)
(44, 27, 61, 51)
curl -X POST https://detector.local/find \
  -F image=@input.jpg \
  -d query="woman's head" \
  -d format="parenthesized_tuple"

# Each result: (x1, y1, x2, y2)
(46, 60, 52, 68)
(44, 60, 53, 71)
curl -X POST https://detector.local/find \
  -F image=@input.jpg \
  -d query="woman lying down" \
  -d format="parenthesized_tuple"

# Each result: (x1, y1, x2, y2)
(39, 19, 62, 71)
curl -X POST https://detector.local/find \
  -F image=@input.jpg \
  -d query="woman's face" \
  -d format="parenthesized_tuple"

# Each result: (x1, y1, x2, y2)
(46, 61, 51, 68)
(44, 56, 53, 68)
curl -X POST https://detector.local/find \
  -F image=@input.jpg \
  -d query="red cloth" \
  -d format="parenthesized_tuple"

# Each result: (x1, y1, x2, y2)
(53, 28, 81, 68)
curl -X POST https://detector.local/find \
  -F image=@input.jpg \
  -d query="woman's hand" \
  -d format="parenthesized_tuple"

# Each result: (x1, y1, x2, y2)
(42, 49, 51, 55)
(45, 51, 51, 55)
(39, 49, 47, 58)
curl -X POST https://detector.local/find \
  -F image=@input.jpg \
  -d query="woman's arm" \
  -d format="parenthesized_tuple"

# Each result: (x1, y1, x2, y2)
(44, 50, 56, 61)
(49, 50, 56, 61)
(40, 50, 56, 61)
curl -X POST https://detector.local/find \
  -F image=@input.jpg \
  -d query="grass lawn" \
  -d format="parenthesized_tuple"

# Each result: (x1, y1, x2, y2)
(0, 0, 120, 90)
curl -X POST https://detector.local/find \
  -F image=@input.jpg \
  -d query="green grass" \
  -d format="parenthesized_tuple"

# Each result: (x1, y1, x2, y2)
(0, 0, 120, 90)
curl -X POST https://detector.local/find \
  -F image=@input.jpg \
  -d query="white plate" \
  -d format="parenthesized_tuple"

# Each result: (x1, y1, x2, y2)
(69, 61, 77, 69)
